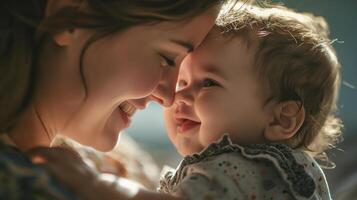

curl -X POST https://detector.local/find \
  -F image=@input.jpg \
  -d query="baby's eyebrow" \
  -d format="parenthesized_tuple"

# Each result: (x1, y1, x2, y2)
(201, 64, 227, 80)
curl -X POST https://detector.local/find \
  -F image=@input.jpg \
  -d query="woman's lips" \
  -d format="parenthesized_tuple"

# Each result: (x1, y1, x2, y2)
(117, 101, 136, 128)
(177, 119, 201, 133)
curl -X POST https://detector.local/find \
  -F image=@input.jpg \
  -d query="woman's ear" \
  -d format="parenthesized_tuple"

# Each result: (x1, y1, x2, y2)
(52, 30, 77, 47)
(46, 0, 79, 46)
(264, 101, 305, 142)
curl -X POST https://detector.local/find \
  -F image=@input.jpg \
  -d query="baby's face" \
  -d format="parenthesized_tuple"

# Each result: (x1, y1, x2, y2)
(164, 28, 273, 156)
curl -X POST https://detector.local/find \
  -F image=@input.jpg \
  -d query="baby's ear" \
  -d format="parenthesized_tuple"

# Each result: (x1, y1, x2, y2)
(264, 101, 305, 142)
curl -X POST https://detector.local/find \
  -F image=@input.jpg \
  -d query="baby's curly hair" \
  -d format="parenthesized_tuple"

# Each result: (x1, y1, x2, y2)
(217, 2, 342, 160)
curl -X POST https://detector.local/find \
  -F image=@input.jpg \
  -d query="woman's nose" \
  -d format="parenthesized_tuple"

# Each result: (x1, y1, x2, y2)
(150, 84, 175, 107)
(150, 67, 180, 107)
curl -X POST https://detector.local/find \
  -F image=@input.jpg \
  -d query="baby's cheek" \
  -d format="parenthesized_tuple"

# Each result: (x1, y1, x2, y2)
(199, 124, 225, 146)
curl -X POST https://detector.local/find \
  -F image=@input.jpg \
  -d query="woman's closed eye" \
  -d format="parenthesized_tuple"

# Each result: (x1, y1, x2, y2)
(202, 78, 220, 88)
(160, 53, 176, 68)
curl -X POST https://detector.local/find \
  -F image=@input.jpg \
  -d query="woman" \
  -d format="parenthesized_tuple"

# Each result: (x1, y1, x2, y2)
(0, 0, 226, 199)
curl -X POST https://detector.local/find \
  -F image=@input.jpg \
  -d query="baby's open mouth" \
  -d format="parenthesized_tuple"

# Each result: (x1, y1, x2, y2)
(176, 118, 201, 133)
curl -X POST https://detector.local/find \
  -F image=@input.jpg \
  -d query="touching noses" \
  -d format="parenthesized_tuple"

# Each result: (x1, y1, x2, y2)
(150, 66, 180, 107)
(174, 82, 194, 107)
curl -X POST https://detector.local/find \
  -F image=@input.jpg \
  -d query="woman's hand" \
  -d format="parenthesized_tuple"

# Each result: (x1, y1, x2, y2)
(27, 147, 121, 200)
(27, 147, 185, 200)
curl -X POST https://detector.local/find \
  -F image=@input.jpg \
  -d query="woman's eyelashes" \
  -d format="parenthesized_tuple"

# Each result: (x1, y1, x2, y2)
(160, 53, 176, 68)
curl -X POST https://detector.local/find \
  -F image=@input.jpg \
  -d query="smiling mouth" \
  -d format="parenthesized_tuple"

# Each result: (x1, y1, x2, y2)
(119, 101, 137, 117)
(176, 118, 201, 133)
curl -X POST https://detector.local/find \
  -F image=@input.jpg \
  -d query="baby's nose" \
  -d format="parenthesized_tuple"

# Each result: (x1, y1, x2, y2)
(174, 87, 194, 106)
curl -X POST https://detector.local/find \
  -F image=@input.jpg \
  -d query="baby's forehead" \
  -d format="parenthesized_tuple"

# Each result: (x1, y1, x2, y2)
(197, 36, 255, 67)
(205, 26, 255, 49)
(205, 26, 222, 38)
(204, 26, 231, 43)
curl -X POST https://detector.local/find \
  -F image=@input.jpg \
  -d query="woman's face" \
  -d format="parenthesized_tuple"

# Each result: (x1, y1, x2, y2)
(37, 10, 217, 151)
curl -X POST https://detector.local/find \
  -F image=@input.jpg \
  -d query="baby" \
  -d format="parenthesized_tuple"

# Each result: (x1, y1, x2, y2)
(160, 3, 341, 200)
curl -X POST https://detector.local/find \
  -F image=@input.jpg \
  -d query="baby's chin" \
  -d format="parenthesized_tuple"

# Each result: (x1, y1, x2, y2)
(176, 144, 205, 157)
(170, 131, 206, 156)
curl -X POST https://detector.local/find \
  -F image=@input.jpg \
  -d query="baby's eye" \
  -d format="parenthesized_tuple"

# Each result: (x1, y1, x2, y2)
(202, 79, 220, 88)
(160, 54, 176, 68)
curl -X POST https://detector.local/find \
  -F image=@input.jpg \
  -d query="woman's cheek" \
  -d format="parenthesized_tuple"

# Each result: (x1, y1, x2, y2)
(163, 108, 177, 143)
(125, 64, 163, 98)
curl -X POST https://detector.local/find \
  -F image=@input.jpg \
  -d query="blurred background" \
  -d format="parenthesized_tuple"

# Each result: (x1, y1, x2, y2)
(124, 0, 357, 198)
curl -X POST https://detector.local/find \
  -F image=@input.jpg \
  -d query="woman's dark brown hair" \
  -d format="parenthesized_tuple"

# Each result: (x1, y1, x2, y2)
(0, 0, 228, 133)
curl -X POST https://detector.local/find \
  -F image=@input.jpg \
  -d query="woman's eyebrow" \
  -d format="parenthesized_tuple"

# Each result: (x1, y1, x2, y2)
(170, 39, 194, 52)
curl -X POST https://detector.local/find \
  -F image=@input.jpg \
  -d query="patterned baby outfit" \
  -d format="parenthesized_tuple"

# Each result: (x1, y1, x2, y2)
(159, 135, 331, 200)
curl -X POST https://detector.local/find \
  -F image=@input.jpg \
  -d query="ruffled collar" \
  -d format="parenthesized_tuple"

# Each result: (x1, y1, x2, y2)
(161, 134, 316, 199)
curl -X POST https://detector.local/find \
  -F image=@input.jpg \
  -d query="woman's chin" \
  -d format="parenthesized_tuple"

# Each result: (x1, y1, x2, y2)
(75, 126, 122, 152)
(90, 131, 120, 152)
